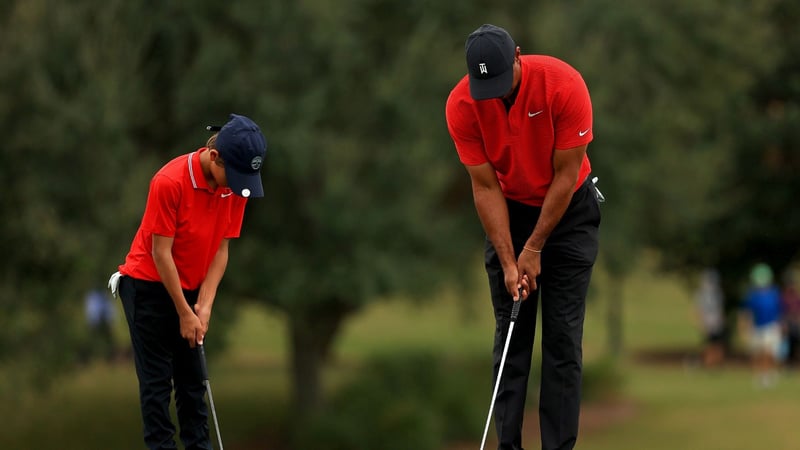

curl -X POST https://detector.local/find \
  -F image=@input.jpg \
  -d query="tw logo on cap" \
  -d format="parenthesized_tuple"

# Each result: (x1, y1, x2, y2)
(465, 24, 516, 100)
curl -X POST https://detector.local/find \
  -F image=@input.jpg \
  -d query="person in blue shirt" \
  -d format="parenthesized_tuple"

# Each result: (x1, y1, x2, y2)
(84, 287, 117, 362)
(740, 263, 783, 388)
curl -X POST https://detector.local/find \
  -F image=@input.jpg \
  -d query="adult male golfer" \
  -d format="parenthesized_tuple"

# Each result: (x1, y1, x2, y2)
(110, 114, 266, 450)
(446, 24, 600, 450)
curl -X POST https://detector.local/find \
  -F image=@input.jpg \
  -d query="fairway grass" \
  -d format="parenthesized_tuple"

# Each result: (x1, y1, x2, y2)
(584, 363, 800, 450)
(2, 259, 800, 449)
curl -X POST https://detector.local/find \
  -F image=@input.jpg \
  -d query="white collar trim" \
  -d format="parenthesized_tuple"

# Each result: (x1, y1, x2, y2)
(188, 152, 199, 189)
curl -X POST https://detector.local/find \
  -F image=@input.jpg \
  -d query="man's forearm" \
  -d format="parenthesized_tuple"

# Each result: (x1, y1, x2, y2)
(527, 174, 576, 250)
(473, 185, 516, 269)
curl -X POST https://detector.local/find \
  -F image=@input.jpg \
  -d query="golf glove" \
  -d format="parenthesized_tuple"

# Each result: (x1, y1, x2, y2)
(591, 177, 606, 203)
(108, 271, 122, 299)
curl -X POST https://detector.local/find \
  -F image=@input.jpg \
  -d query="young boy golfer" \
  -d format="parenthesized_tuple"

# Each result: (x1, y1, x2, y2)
(109, 113, 266, 450)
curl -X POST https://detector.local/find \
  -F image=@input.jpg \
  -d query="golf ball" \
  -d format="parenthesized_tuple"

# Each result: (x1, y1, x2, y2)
(242, 188, 251, 198)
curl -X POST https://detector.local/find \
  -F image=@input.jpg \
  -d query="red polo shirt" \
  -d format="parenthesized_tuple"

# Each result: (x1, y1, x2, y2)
(119, 148, 247, 290)
(446, 55, 593, 207)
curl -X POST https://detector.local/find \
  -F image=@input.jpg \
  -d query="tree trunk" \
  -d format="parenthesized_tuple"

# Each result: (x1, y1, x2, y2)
(287, 300, 352, 416)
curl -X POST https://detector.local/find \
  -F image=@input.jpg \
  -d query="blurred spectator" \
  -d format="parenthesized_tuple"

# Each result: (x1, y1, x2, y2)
(84, 287, 117, 363)
(780, 269, 800, 365)
(739, 263, 783, 388)
(694, 268, 726, 367)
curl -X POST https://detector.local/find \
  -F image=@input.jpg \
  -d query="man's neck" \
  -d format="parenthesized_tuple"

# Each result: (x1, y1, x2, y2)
(502, 78, 522, 111)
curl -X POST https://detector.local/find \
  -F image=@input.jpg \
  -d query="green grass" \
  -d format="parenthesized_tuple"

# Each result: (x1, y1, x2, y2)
(585, 364, 800, 450)
(2, 259, 799, 449)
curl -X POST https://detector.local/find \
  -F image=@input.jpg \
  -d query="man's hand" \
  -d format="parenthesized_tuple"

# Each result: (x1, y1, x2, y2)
(194, 303, 211, 337)
(518, 249, 542, 292)
(179, 310, 204, 347)
(465, 163, 530, 301)
(504, 265, 531, 301)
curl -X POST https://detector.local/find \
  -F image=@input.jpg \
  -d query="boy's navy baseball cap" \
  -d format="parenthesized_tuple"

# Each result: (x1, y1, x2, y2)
(465, 24, 516, 100)
(208, 114, 266, 198)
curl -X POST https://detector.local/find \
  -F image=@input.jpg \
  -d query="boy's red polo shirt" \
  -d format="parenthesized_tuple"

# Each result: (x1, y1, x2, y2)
(119, 148, 247, 290)
(446, 55, 593, 207)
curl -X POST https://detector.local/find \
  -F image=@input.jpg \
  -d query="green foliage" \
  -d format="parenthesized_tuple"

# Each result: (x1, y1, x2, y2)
(705, 0, 800, 280)
(294, 349, 623, 449)
(223, 0, 482, 312)
(534, 0, 783, 277)
(581, 357, 625, 402)
(0, 0, 249, 382)
(2, 0, 800, 410)
(294, 350, 487, 450)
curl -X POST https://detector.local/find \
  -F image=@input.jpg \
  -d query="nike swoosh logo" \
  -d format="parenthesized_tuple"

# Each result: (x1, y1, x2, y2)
(579, 129, 590, 137)
(221, 192, 233, 198)
(528, 110, 543, 117)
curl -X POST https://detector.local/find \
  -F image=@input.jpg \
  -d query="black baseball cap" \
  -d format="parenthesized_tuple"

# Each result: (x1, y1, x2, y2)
(465, 24, 516, 100)
(207, 114, 267, 198)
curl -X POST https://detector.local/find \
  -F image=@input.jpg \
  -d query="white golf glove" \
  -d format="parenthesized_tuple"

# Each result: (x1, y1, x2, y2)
(108, 271, 122, 299)
(591, 177, 606, 203)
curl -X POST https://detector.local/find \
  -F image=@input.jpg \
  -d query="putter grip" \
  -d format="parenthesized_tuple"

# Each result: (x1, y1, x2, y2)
(511, 299, 521, 321)
(198, 344, 210, 381)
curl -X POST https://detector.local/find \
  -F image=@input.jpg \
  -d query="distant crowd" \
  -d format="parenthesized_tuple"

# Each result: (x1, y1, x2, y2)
(695, 263, 800, 388)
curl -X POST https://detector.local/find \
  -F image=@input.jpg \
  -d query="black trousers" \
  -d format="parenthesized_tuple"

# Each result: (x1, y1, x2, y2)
(119, 276, 211, 450)
(486, 178, 600, 450)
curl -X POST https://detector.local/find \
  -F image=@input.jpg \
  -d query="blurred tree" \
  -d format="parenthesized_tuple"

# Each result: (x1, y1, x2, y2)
(684, 0, 800, 350)
(219, 0, 484, 415)
(3, 0, 799, 435)
(704, 0, 800, 286)
(0, 0, 485, 417)
(0, 0, 275, 385)
(0, 0, 157, 385)
(525, 0, 782, 354)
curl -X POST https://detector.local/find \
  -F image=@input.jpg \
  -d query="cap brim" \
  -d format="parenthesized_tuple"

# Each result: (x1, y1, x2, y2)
(469, 67, 514, 100)
(225, 167, 264, 198)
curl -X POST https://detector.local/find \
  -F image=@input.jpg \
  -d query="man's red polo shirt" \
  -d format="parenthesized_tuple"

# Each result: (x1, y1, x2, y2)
(119, 148, 247, 290)
(446, 55, 593, 207)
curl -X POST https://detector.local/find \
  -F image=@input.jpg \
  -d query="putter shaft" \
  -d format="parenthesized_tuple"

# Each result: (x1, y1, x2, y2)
(205, 379, 224, 450)
(480, 299, 521, 450)
(199, 344, 224, 450)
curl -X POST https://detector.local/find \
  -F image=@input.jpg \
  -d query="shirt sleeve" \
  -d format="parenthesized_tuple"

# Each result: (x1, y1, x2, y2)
(446, 92, 488, 166)
(140, 174, 180, 237)
(553, 72, 593, 150)
(224, 197, 247, 239)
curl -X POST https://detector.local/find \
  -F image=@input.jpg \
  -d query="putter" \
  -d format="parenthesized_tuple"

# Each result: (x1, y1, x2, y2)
(480, 296, 522, 450)
(198, 344, 224, 450)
